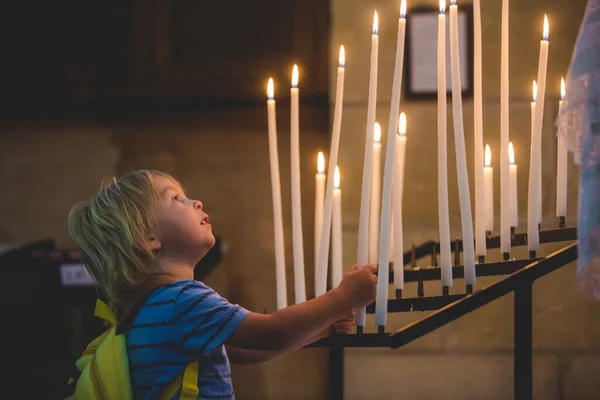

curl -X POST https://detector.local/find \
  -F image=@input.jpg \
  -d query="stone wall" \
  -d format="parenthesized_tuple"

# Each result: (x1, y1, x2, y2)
(332, 0, 598, 398)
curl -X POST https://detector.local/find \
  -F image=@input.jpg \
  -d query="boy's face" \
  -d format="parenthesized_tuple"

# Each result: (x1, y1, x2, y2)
(152, 175, 215, 262)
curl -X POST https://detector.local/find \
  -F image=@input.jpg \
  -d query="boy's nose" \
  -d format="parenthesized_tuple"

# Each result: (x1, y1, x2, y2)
(194, 200, 203, 210)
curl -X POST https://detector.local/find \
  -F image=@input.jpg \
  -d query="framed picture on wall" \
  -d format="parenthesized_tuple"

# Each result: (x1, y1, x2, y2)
(404, 5, 473, 99)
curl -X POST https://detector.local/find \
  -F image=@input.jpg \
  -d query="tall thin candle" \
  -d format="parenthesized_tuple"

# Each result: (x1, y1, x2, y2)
(449, 0, 476, 287)
(528, 16, 550, 253)
(316, 46, 345, 296)
(500, 0, 511, 256)
(438, 0, 452, 286)
(509, 142, 518, 228)
(375, 0, 407, 327)
(290, 65, 306, 303)
(393, 113, 407, 290)
(473, 0, 486, 258)
(332, 166, 343, 288)
(556, 77, 567, 218)
(266, 78, 288, 309)
(314, 152, 326, 287)
(356, 11, 380, 327)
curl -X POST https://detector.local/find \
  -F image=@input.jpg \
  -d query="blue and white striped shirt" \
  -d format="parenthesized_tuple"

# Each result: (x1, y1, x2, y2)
(126, 280, 249, 399)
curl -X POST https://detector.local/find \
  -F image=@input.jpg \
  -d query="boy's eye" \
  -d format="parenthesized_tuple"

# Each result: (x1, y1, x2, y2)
(173, 195, 180, 202)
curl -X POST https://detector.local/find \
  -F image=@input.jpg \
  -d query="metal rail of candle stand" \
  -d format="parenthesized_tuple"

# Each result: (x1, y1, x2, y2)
(307, 226, 578, 400)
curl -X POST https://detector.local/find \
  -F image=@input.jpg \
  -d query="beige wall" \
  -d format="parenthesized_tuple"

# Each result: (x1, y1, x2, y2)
(332, 0, 598, 399)
(1, 0, 598, 399)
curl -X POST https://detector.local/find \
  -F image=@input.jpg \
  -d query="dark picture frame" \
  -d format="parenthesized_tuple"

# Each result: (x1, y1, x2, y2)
(404, 5, 474, 100)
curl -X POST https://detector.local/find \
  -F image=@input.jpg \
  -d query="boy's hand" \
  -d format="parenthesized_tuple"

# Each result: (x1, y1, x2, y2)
(332, 310, 356, 334)
(337, 264, 377, 309)
(319, 310, 356, 338)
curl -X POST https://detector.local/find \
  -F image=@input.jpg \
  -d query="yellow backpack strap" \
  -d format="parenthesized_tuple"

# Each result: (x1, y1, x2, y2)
(157, 360, 200, 400)
(94, 299, 116, 326)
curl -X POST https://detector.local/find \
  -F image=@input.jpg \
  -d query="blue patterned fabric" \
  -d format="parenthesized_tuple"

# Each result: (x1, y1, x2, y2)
(126, 280, 249, 399)
(557, 0, 600, 298)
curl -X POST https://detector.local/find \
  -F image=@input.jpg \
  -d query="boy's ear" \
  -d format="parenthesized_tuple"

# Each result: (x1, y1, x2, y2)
(149, 237, 162, 252)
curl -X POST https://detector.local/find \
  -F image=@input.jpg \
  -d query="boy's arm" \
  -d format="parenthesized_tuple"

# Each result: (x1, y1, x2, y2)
(226, 314, 354, 365)
(225, 265, 376, 353)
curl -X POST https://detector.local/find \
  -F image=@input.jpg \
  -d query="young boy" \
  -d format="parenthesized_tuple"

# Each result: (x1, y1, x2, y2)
(68, 170, 377, 399)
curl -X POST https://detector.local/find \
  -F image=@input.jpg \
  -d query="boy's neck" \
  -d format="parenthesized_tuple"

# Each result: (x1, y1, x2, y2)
(153, 257, 197, 281)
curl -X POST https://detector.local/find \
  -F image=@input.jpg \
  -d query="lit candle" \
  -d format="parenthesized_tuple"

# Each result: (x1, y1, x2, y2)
(266, 78, 288, 310)
(528, 15, 549, 253)
(438, 0, 453, 286)
(356, 10, 380, 328)
(332, 166, 343, 288)
(484, 145, 494, 233)
(531, 80, 542, 225)
(473, 0, 486, 258)
(314, 152, 326, 287)
(316, 45, 345, 296)
(290, 65, 306, 304)
(449, 0, 476, 287)
(370, 122, 382, 264)
(376, 0, 407, 327)
(556, 77, 567, 218)
(499, 0, 511, 256)
(393, 113, 407, 290)
(509, 142, 518, 228)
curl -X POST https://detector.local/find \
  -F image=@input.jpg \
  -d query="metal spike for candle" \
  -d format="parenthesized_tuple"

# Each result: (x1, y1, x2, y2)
(431, 243, 438, 267)
(486, 230, 492, 238)
(395, 288, 402, 299)
(378, 325, 385, 334)
(466, 284, 473, 294)
(503, 252, 510, 261)
(478, 255, 485, 263)
(559, 216, 565, 228)
(511, 226, 516, 236)
(442, 285, 449, 296)
(417, 268, 425, 297)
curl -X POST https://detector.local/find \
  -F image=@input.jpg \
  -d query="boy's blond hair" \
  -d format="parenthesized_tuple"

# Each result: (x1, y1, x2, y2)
(68, 169, 174, 315)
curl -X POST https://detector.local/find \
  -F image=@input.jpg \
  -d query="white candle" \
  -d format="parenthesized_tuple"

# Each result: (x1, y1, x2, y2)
(266, 78, 288, 310)
(484, 145, 494, 232)
(438, 0, 453, 286)
(556, 77, 567, 218)
(314, 152, 326, 287)
(370, 122, 382, 264)
(509, 142, 518, 228)
(473, 0, 486, 258)
(332, 166, 343, 288)
(356, 11, 379, 327)
(290, 65, 306, 304)
(376, 0, 407, 327)
(316, 46, 345, 296)
(531, 80, 542, 224)
(449, 0, 476, 287)
(499, 0, 511, 255)
(393, 113, 407, 290)
(528, 16, 549, 253)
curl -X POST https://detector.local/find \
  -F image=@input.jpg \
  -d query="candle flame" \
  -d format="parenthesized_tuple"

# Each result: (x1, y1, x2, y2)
(439, 0, 446, 14)
(484, 144, 492, 167)
(267, 78, 274, 99)
(334, 165, 341, 189)
(317, 152, 325, 173)
(374, 122, 381, 142)
(543, 15, 549, 41)
(339, 45, 345, 67)
(450, 0, 456, 6)
(399, 112, 407, 135)
(400, 0, 407, 18)
(532, 80, 537, 102)
(292, 65, 299, 88)
(373, 11, 379, 35)
(508, 142, 515, 165)
(560, 77, 566, 100)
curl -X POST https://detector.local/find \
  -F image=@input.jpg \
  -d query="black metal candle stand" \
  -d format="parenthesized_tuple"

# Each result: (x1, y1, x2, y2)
(309, 223, 578, 400)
